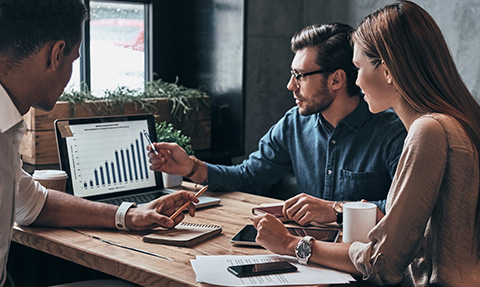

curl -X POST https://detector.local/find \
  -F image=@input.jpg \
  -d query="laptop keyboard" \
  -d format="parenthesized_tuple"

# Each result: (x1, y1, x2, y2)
(100, 191, 168, 206)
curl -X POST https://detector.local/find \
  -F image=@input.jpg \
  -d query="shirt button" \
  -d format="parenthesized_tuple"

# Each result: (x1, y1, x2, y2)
(327, 170, 332, 175)
(331, 140, 336, 145)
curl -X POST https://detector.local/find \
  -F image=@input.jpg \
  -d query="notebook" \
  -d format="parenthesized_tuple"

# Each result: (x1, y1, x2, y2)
(54, 114, 220, 208)
(143, 222, 222, 247)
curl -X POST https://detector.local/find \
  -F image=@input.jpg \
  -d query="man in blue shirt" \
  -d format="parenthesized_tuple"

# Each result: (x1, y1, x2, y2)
(148, 23, 406, 225)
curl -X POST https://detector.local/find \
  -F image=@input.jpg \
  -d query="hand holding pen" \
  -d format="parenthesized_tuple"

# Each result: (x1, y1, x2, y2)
(170, 185, 208, 220)
(143, 130, 158, 155)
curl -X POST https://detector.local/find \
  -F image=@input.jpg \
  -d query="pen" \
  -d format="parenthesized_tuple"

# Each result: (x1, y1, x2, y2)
(142, 130, 158, 155)
(170, 185, 208, 220)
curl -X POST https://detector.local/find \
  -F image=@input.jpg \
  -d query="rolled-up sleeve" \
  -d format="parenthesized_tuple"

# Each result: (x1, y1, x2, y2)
(349, 240, 390, 282)
(15, 169, 48, 226)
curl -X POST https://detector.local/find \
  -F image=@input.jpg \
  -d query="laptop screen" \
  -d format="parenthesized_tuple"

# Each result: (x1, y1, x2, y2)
(55, 114, 162, 200)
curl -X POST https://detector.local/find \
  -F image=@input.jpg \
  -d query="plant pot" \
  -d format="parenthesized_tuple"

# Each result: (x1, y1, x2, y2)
(162, 173, 183, 188)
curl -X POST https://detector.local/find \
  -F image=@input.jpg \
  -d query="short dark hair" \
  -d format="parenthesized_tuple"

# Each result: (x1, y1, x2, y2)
(0, 0, 87, 63)
(291, 23, 361, 97)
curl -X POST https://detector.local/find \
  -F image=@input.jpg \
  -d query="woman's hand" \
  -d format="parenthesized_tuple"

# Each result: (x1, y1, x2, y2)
(253, 214, 299, 256)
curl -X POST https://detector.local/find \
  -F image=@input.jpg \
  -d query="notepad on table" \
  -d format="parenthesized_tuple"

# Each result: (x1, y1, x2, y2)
(143, 222, 222, 247)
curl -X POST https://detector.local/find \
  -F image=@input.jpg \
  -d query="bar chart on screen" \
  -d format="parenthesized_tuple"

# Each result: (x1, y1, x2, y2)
(65, 120, 156, 198)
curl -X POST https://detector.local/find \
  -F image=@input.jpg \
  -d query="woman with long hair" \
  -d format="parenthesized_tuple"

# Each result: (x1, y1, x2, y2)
(253, 1, 480, 285)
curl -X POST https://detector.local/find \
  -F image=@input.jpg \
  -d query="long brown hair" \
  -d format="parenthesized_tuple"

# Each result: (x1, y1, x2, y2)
(353, 0, 480, 256)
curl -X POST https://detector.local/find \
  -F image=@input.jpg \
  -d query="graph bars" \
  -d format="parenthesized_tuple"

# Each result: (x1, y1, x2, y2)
(87, 132, 150, 188)
(65, 119, 157, 198)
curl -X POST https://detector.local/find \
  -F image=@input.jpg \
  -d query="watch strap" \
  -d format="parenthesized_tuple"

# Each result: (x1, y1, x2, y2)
(332, 201, 343, 225)
(115, 202, 137, 231)
(336, 212, 343, 225)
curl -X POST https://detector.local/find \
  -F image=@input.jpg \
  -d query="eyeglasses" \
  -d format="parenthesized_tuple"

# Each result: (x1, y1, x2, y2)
(290, 69, 325, 81)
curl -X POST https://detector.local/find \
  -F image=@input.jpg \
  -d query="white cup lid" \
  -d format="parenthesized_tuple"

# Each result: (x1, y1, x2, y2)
(343, 202, 377, 210)
(32, 170, 68, 180)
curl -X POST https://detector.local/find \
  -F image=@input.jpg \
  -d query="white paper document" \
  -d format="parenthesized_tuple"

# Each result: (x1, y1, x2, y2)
(190, 254, 355, 286)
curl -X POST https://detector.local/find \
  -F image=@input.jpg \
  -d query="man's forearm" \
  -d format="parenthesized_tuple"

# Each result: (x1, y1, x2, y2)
(32, 189, 116, 228)
(187, 157, 208, 183)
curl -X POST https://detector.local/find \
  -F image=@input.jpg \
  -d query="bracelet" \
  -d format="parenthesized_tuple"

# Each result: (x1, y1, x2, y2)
(185, 155, 200, 178)
(115, 202, 137, 231)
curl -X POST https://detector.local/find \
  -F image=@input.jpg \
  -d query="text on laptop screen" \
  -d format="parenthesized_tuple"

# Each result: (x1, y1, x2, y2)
(65, 119, 156, 197)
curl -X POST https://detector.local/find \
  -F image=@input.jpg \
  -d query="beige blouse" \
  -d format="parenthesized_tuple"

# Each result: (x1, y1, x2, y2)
(349, 113, 480, 286)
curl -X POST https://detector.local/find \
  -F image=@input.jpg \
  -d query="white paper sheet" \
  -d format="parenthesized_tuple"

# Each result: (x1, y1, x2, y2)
(190, 254, 355, 286)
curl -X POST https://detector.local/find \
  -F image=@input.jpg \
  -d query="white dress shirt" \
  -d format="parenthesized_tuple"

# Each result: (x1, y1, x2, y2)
(0, 84, 48, 286)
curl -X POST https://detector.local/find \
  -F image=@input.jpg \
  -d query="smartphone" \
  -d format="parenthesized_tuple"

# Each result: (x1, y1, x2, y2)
(227, 261, 298, 277)
(230, 224, 260, 246)
(230, 224, 340, 246)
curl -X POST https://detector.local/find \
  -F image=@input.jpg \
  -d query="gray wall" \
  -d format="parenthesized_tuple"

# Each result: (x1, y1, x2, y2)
(239, 0, 480, 162)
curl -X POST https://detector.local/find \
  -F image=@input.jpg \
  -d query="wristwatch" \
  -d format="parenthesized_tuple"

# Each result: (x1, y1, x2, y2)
(332, 201, 344, 225)
(115, 202, 137, 231)
(295, 236, 314, 264)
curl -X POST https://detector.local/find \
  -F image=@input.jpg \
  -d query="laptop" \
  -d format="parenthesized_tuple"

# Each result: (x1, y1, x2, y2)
(54, 114, 220, 208)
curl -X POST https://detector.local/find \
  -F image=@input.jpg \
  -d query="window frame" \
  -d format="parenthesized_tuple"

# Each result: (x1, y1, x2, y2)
(79, 0, 153, 92)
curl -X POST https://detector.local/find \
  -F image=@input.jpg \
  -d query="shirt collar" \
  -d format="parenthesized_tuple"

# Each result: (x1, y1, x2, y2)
(0, 83, 23, 133)
(341, 98, 370, 132)
(315, 98, 370, 132)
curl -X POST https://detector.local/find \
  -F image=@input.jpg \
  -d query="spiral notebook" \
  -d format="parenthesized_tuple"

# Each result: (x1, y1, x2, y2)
(143, 222, 222, 247)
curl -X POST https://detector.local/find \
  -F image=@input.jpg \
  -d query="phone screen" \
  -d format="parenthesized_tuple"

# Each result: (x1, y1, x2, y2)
(230, 224, 260, 246)
(230, 224, 339, 246)
(227, 261, 297, 277)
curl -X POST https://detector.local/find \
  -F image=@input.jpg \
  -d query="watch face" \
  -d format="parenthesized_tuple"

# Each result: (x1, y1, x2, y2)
(297, 241, 311, 258)
(333, 201, 344, 213)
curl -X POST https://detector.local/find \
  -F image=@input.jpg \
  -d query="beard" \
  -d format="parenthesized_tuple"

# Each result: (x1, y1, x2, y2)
(298, 83, 335, 116)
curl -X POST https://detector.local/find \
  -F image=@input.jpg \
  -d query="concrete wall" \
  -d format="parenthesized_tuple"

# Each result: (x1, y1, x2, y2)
(240, 0, 480, 161)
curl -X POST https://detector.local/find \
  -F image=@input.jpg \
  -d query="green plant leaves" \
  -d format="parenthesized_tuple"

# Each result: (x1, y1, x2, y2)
(155, 121, 194, 155)
(59, 78, 210, 126)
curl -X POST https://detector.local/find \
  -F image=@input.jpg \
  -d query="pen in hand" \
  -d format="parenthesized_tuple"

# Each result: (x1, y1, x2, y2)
(170, 185, 208, 220)
(142, 130, 158, 155)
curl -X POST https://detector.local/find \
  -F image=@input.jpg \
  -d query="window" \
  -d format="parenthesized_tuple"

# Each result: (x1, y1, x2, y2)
(67, 0, 151, 95)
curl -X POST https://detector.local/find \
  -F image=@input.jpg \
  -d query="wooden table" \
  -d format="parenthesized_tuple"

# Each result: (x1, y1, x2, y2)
(11, 183, 282, 286)
(12, 183, 367, 287)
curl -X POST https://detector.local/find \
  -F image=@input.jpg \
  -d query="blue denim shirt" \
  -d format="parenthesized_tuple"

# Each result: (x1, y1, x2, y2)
(207, 100, 406, 212)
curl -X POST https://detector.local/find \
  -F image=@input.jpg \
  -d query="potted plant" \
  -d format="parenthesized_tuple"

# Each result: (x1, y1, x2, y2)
(156, 121, 193, 188)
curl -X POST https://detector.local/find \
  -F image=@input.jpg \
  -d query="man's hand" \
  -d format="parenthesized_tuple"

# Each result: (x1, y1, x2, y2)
(253, 214, 298, 256)
(125, 191, 199, 231)
(283, 193, 336, 225)
(148, 142, 193, 176)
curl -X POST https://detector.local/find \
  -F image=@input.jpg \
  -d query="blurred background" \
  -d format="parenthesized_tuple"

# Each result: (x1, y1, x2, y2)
(67, 0, 480, 163)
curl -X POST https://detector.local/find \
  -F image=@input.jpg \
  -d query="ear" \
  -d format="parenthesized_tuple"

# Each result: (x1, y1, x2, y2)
(329, 69, 347, 91)
(47, 40, 66, 71)
(381, 62, 393, 84)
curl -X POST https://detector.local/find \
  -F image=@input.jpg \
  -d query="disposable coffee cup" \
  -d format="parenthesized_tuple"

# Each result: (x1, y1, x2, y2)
(162, 172, 183, 188)
(32, 170, 68, 192)
(342, 202, 377, 243)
